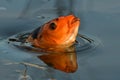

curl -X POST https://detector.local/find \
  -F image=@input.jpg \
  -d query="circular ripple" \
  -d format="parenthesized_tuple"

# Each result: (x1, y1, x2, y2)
(7, 31, 100, 54)
(75, 34, 100, 52)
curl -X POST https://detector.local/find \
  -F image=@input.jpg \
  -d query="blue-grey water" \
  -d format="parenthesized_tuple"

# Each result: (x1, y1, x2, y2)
(0, 0, 120, 80)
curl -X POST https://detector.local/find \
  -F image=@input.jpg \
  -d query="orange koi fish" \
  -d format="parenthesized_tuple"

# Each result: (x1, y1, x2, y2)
(27, 15, 80, 50)
(25, 15, 80, 73)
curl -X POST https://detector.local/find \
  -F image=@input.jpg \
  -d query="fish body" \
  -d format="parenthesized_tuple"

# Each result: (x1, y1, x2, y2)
(26, 15, 80, 73)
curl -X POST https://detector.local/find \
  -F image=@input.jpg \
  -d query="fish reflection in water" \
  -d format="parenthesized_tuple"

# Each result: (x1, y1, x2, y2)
(38, 46, 78, 73)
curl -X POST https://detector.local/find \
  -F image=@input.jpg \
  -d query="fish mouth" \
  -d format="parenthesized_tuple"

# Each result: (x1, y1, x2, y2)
(71, 17, 80, 24)
(64, 16, 80, 45)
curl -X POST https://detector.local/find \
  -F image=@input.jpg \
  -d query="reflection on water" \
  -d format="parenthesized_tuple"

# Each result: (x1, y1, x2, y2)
(38, 46, 78, 73)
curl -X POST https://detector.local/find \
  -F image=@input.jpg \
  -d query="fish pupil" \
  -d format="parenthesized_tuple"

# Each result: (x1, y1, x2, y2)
(49, 23, 56, 30)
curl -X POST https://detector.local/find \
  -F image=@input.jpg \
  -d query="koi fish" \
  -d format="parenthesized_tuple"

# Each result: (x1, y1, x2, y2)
(27, 15, 80, 50)
(9, 15, 80, 73)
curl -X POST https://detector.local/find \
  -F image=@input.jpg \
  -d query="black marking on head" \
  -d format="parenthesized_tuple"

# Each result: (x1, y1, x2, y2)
(31, 27, 41, 39)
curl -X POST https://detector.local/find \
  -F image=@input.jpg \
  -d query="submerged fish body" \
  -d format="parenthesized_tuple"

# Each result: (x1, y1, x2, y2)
(27, 15, 80, 50)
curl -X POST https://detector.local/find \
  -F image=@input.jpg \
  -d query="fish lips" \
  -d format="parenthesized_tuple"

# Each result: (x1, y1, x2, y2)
(71, 17, 80, 25)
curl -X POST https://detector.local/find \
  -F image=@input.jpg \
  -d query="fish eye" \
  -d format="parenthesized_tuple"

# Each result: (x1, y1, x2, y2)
(49, 22, 57, 30)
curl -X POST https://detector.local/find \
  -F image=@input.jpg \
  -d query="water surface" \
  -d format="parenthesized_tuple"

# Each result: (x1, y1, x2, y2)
(0, 0, 120, 80)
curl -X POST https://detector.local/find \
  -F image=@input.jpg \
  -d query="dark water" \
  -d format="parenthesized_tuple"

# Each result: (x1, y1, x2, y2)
(0, 0, 120, 80)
